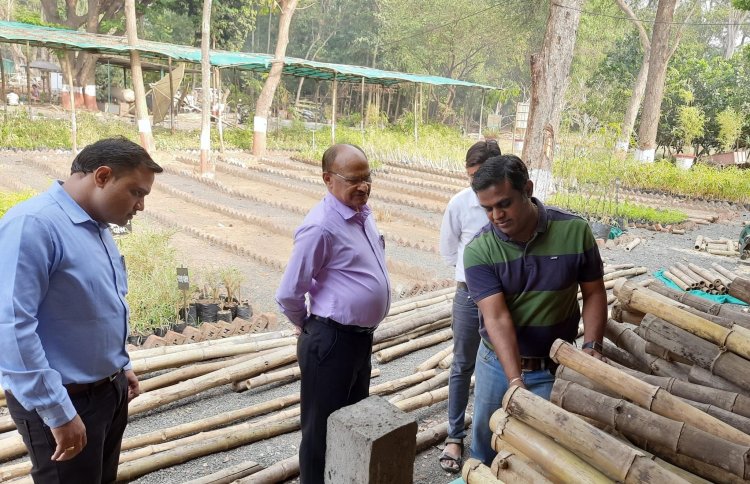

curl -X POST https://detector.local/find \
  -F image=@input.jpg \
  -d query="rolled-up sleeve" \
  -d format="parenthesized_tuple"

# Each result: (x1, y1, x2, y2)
(275, 224, 331, 327)
(0, 215, 76, 428)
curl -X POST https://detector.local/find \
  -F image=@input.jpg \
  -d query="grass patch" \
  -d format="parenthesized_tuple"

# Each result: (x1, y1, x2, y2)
(548, 193, 689, 225)
(0, 190, 36, 217)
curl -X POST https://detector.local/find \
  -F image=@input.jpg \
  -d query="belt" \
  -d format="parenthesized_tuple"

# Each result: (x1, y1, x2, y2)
(64, 369, 123, 395)
(308, 315, 376, 334)
(481, 339, 555, 372)
(456, 281, 468, 291)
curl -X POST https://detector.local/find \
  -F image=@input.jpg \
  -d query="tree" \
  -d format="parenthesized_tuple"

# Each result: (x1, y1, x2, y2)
(635, 0, 678, 162)
(726, 0, 750, 59)
(252, 0, 299, 157)
(521, 0, 582, 201)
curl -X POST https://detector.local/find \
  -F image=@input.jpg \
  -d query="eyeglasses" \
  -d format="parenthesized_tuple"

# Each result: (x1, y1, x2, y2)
(328, 171, 373, 186)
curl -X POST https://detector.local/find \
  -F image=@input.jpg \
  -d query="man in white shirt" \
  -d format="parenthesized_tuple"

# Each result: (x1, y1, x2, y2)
(438, 139, 501, 473)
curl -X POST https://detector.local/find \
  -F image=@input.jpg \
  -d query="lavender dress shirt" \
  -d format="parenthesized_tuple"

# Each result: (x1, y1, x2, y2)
(276, 193, 391, 328)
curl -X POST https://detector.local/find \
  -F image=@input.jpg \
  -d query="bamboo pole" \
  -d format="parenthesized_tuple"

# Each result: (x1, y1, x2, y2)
(694, 235, 704, 250)
(115, 418, 300, 482)
(602, 267, 647, 282)
(629, 437, 747, 484)
(689, 365, 748, 395)
(130, 330, 294, 359)
(614, 280, 750, 361)
(550, 380, 750, 479)
(128, 346, 298, 416)
(373, 305, 452, 343)
(638, 314, 750, 389)
(679, 398, 750, 436)
(461, 458, 503, 483)
(612, 364, 750, 418)
(704, 266, 732, 287)
(601, 340, 652, 374)
(645, 281, 750, 328)
(675, 263, 707, 288)
(664, 270, 690, 290)
(139, 353, 262, 393)
(688, 263, 722, 287)
(669, 265, 700, 288)
(644, 341, 693, 365)
(503, 386, 686, 483)
(387, 288, 455, 316)
(550, 339, 750, 446)
(438, 352, 453, 370)
(711, 262, 738, 282)
(236, 454, 298, 483)
(132, 337, 296, 373)
(729, 276, 750, 305)
(604, 263, 635, 273)
(182, 460, 262, 484)
(374, 328, 453, 363)
(489, 409, 610, 483)
(490, 439, 554, 483)
(394, 383, 452, 412)
(415, 416, 472, 452)
(624, 238, 641, 251)
(605, 318, 690, 379)
(415, 344, 453, 373)
(388, 370, 449, 403)
(369, 369, 440, 398)
(0, 432, 25, 461)
(371, 318, 451, 353)
(707, 248, 740, 257)
(233, 366, 299, 392)
(122, 393, 300, 451)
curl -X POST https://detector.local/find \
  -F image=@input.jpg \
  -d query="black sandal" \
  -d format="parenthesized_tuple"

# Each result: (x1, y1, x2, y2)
(439, 437, 463, 474)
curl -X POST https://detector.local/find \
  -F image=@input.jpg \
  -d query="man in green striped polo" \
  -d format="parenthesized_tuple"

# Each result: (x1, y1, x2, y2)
(463, 154, 607, 465)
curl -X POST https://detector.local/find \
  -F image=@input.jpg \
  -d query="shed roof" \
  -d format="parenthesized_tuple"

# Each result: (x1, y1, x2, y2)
(0, 20, 496, 89)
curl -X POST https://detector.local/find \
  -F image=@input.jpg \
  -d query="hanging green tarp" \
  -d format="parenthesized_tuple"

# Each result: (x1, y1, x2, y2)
(1, 58, 14, 74)
(0, 20, 497, 89)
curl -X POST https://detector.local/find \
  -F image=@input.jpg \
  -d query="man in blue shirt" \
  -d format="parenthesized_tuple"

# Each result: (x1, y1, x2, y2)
(0, 137, 162, 483)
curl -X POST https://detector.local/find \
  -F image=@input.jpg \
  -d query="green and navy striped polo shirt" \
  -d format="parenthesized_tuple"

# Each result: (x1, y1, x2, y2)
(463, 198, 604, 357)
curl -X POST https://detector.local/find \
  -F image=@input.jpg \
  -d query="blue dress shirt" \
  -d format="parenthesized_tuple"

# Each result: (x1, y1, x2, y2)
(0, 182, 131, 428)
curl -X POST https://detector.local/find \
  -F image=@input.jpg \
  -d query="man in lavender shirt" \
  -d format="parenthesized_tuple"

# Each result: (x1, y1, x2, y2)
(276, 143, 390, 484)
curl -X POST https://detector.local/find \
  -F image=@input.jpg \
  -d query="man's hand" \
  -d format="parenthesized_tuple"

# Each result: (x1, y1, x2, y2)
(582, 347, 604, 361)
(50, 415, 86, 461)
(125, 369, 140, 402)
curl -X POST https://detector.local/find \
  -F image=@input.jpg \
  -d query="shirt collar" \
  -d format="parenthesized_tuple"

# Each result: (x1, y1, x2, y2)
(325, 192, 371, 222)
(47, 180, 100, 226)
(492, 197, 548, 242)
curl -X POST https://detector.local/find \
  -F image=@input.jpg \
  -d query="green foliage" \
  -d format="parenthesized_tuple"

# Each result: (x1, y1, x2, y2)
(548, 193, 688, 225)
(674, 105, 705, 149)
(555, 143, 750, 204)
(717, 107, 744, 151)
(733, 0, 750, 10)
(0, 190, 36, 218)
(117, 227, 181, 335)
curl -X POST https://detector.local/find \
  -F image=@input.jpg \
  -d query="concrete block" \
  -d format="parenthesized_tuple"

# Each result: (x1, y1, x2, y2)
(325, 395, 417, 484)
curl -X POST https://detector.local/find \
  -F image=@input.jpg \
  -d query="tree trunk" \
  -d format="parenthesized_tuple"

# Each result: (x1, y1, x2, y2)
(635, 0, 678, 162)
(125, 0, 154, 152)
(724, 9, 749, 59)
(521, 0, 582, 201)
(253, 0, 299, 157)
(199, 0, 213, 174)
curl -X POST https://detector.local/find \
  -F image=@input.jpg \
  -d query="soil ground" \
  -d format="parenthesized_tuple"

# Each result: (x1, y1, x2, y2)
(0, 148, 748, 484)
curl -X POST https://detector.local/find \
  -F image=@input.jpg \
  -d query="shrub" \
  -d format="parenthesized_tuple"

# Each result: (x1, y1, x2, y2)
(0, 190, 35, 218)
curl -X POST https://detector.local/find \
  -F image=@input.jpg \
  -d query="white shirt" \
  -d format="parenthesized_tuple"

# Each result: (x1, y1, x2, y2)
(439, 186, 489, 282)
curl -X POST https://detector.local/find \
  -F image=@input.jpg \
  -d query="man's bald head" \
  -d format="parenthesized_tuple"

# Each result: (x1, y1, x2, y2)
(322, 144, 367, 173)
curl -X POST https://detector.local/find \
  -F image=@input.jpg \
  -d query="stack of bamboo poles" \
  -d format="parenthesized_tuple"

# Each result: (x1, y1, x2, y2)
(694, 235, 742, 257)
(0, 287, 472, 483)
(661, 261, 735, 295)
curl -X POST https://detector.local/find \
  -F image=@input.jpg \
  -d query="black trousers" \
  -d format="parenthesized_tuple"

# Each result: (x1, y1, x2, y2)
(7, 371, 129, 484)
(297, 318, 374, 484)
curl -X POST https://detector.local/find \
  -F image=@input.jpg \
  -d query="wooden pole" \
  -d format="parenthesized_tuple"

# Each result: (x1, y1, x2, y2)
(182, 461, 262, 484)
(689, 365, 748, 395)
(503, 386, 687, 483)
(438, 352, 453, 370)
(644, 281, 750, 328)
(729, 276, 750, 305)
(236, 455, 298, 483)
(414, 345, 453, 373)
(369, 369, 439, 397)
(489, 409, 610, 483)
(130, 330, 294, 359)
(199, 0, 213, 174)
(0, 52, 5, 113)
(64, 54, 77, 152)
(711, 262, 738, 282)
(168, 57, 175, 134)
(550, 380, 750, 479)
(388, 371, 450, 404)
(394, 384, 451, 412)
(550, 339, 750, 446)
(371, 318, 450, 353)
(374, 305, 452, 343)
(25, 42, 31, 117)
(125, 0, 155, 152)
(331, 74, 337, 144)
(614, 280, 750, 361)
(413, 84, 418, 142)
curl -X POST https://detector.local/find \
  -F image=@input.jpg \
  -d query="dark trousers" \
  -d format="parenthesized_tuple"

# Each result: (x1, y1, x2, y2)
(297, 318, 374, 484)
(6, 372, 129, 484)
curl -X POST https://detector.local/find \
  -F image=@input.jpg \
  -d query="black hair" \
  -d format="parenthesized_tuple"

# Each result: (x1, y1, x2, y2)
(465, 139, 501, 168)
(70, 137, 163, 176)
(321, 144, 366, 172)
(471, 154, 529, 193)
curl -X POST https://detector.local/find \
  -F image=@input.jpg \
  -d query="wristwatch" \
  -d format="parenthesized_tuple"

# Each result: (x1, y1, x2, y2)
(582, 340, 604, 354)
